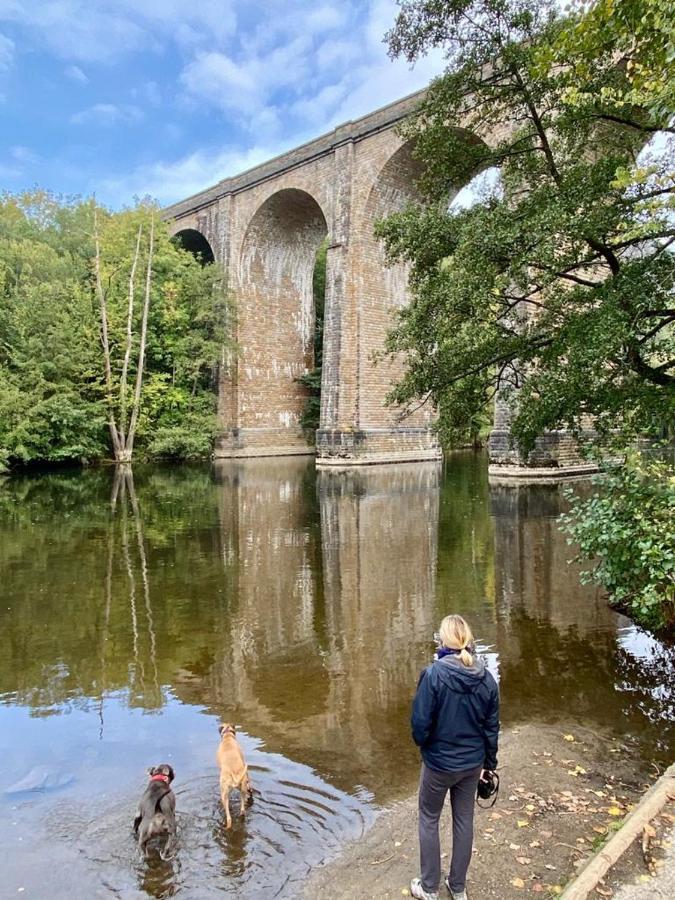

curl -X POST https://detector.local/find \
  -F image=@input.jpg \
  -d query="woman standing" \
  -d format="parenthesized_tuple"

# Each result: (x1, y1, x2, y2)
(410, 615, 500, 900)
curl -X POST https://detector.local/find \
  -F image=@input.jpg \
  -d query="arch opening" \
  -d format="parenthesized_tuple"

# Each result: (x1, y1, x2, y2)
(172, 228, 215, 265)
(238, 188, 329, 449)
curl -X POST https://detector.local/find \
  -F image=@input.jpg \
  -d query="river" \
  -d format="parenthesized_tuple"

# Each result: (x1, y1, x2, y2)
(0, 454, 672, 898)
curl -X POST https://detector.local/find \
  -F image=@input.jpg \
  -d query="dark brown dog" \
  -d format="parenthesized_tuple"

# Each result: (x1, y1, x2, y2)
(216, 723, 252, 828)
(133, 764, 177, 859)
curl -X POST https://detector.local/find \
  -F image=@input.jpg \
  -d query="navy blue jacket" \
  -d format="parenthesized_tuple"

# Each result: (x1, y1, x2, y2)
(411, 655, 499, 772)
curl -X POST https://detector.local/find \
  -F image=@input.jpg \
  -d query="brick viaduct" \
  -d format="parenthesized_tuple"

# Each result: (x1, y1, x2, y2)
(166, 89, 589, 475)
(165, 90, 443, 467)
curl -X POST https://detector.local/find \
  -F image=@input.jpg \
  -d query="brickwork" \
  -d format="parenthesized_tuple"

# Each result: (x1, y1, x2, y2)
(166, 91, 443, 465)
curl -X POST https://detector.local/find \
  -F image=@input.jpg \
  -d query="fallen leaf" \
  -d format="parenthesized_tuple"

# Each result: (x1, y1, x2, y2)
(529, 840, 541, 848)
(533, 884, 545, 893)
(594, 790, 606, 798)
(643, 824, 656, 838)
(526, 804, 536, 812)
(511, 878, 525, 889)
(516, 857, 532, 865)
(509, 843, 521, 851)
(563, 734, 575, 742)
(595, 887, 613, 897)
(550, 886, 562, 895)
(593, 826, 608, 835)
(545, 864, 557, 871)
(402, 890, 410, 897)
(489, 812, 503, 820)
(517, 820, 529, 828)
(607, 807, 623, 817)
(395, 841, 402, 847)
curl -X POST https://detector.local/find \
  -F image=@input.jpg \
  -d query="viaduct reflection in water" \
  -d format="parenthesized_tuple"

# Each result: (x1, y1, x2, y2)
(0, 455, 672, 807)
(179, 459, 442, 790)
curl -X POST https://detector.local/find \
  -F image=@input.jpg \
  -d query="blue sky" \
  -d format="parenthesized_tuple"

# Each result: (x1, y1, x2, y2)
(0, 1, 443, 208)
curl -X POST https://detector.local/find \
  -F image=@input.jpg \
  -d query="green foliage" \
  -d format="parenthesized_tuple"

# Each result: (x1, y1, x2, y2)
(0, 191, 231, 467)
(381, 0, 674, 452)
(560, 453, 675, 630)
(297, 239, 328, 436)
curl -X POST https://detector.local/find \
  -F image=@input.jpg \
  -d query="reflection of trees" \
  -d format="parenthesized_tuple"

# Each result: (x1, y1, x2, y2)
(0, 465, 224, 713)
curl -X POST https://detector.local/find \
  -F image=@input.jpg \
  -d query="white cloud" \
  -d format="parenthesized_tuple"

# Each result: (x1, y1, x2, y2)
(0, 31, 14, 71)
(180, 35, 312, 124)
(65, 64, 88, 83)
(99, 142, 292, 206)
(10, 144, 37, 163)
(0, 0, 237, 62)
(70, 102, 143, 126)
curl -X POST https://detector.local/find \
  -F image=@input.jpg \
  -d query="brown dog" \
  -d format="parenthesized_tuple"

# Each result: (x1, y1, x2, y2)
(216, 723, 252, 828)
(133, 764, 176, 859)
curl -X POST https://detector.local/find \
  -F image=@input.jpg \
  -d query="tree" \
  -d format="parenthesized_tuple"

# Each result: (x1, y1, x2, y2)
(0, 192, 232, 467)
(560, 452, 675, 630)
(297, 238, 328, 436)
(379, 0, 674, 452)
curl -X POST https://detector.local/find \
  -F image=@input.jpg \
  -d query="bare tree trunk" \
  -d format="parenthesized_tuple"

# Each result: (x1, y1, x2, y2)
(124, 214, 154, 460)
(94, 207, 123, 460)
(119, 224, 143, 438)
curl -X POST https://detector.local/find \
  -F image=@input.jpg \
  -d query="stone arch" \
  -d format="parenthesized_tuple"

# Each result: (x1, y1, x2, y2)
(236, 188, 329, 451)
(172, 227, 215, 264)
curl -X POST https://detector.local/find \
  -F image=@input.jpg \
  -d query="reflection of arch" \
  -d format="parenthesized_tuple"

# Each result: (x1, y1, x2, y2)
(172, 228, 215, 264)
(236, 189, 328, 441)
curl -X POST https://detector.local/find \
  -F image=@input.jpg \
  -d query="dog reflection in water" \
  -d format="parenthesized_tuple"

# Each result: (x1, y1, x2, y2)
(217, 723, 253, 828)
(133, 764, 177, 860)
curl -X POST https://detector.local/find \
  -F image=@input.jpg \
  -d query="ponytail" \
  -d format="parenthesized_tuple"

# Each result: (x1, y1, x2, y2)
(439, 614, 475, 667)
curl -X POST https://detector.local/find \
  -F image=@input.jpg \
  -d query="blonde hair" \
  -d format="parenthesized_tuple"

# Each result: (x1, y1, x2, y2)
(439, 614, 475, 667)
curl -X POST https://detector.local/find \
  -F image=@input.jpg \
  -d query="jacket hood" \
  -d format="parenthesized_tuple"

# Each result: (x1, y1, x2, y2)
(434, 654, 486, 693)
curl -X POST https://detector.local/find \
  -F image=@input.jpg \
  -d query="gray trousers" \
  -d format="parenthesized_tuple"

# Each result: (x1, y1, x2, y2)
(418, 763, 482, 893)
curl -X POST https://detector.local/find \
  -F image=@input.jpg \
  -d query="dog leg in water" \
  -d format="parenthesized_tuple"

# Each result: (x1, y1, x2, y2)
(222, 789, 232, 829)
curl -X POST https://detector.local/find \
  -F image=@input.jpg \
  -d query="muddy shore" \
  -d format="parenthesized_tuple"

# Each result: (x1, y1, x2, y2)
(304, 723, 659, 899)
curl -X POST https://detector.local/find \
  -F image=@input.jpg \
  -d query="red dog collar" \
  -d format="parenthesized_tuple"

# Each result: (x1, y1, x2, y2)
(150, 773, 170, 783)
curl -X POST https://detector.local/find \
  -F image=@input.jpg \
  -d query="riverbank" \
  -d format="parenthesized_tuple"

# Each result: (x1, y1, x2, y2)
(304, 723, 660, 899)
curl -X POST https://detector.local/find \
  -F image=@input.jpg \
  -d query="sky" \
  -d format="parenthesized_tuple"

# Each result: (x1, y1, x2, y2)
(0, 0, 444, 208)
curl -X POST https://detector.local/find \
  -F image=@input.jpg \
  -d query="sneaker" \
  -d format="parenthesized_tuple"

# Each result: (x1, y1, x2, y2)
(410, 877, 439, 900)
(444, 877, 467, 900)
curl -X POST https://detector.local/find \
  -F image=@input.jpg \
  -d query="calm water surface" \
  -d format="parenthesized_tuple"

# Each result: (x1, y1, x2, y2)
(0, 455, 673, 898)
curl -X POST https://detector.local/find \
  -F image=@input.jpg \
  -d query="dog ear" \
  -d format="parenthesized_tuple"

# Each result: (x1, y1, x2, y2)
(147, 766, 156, 776)
(218, 723, 225, 735)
